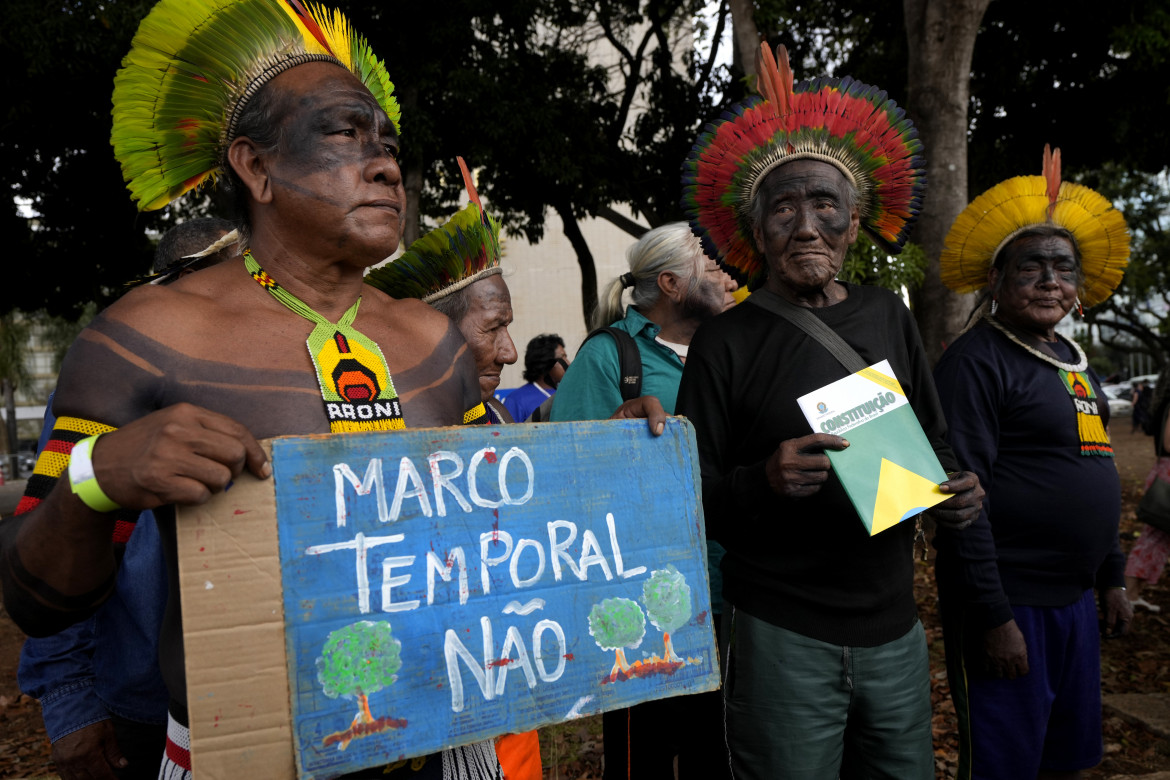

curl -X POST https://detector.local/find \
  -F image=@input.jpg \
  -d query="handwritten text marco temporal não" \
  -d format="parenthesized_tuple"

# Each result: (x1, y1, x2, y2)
(301, 446, 649, 711)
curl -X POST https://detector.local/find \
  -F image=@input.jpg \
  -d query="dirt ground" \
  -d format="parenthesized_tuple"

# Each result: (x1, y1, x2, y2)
(1, 424, 1167, 779)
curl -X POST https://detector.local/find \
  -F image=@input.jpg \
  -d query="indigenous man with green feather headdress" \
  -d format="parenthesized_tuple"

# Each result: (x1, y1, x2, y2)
(0, 1, 536, 778)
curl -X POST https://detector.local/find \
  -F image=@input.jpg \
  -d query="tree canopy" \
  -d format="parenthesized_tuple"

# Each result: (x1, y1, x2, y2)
(2, 0, 163, 317)
(4, 0, 1168, 352)
(1082, 166, 1170, 365)
(316, 620, 402, 701)
(588, 596, 646, 652)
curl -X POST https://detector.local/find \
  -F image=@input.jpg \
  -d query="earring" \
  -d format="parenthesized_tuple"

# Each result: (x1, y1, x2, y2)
(990, 299, 998, 316)
(1076, 297, 1084, 317)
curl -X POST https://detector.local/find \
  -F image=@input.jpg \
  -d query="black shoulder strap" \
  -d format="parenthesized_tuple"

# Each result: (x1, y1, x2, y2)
(746, 288, 868, 373)
(528, 395, 555, 423)
(582, 326, 643, 402)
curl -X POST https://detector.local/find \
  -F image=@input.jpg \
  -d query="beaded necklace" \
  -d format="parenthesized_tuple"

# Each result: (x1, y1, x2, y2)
(986, 315, 1111, 457)
(245, 252, 405, 433)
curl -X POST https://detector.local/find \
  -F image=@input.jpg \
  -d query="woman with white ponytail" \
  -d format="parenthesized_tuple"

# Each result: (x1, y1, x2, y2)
(551, 221, 737, 780)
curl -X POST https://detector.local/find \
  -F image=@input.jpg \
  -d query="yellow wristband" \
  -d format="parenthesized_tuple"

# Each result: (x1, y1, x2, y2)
(68, 434, 121, 513)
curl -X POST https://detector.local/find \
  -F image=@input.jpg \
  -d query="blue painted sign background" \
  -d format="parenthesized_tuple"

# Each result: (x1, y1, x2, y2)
(273, 418, 719, 779)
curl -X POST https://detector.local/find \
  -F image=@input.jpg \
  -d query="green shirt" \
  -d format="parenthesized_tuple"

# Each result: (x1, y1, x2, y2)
(551, 305, 725, 611)
(550, 307, 684, 420)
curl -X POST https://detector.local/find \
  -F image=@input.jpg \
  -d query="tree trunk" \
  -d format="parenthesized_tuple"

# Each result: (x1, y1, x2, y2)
(728, 0, 760, 78)
(2, 378, 16, 479)
(554, 200, 599, 330)
(400, 83, 422, 248)
(662, 631, 681, 663)
(611, 646, 631, 678)
(597, 205, 650, 239)
(357, 693, 374, 724)
(904, 0, 991, 365)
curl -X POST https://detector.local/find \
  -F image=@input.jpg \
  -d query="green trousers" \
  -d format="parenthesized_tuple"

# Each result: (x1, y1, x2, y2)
(722, 607, 933, 780)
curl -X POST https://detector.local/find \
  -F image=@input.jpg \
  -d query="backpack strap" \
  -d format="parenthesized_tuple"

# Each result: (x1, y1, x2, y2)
(582, 326, 643, 402)
(528, 395, 555, 423)
(746, 288, 867, 373)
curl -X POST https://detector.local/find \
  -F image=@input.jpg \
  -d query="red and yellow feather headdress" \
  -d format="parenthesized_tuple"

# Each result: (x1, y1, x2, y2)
(940, 145, 1130, 308)
(682, 42, 926, 290)
(111, 0, 399, 212)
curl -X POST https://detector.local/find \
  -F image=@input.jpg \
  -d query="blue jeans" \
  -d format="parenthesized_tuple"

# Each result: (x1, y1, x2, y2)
(722, 607, 932, 780)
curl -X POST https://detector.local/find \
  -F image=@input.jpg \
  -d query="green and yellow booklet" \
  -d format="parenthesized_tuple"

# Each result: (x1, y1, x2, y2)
(796, 359, 949, 535)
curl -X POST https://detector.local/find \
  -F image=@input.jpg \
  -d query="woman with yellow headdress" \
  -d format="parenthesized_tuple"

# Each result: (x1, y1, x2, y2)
(932, 146, 1132, 780)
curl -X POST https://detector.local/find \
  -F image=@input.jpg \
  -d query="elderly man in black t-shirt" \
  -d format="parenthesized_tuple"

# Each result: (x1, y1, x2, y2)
(676, 43, 983, 779)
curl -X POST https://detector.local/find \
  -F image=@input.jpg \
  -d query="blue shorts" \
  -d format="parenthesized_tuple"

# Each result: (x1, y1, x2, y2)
(943, 589, 1103, 779)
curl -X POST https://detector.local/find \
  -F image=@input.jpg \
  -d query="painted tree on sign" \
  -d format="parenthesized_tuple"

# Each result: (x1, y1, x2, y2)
(642, 566, 692, 664)
(588, 597, 646, 679)
(317, 620, 403, 748)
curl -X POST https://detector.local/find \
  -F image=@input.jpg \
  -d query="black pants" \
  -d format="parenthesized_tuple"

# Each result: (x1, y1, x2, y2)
(110, 715, 167, 780)
(602, 618, 731, 780)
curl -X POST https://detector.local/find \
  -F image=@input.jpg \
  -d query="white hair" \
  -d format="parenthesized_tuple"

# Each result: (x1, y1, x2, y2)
(593, 222, 706, 329)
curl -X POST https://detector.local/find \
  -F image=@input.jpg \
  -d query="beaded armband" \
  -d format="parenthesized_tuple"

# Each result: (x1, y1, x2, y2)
(16, 417, 135, 540)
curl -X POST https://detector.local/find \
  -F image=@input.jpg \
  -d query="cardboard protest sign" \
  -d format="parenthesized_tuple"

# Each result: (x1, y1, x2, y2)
(179, 418, 718, 779)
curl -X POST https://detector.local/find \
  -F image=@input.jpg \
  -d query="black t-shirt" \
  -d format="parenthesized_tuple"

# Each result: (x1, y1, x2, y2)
(932, 320, 1124, 628)
(677, 283, 956, 647)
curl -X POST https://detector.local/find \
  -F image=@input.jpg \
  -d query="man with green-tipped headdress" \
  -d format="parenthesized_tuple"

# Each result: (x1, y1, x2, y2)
(0, 0, 512, 777)
(367, 158, 519, 425)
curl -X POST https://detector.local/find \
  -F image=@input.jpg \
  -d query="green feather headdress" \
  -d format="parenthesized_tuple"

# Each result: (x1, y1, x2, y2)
(366, 158, 503, 304)
(111, 0, 400, 212)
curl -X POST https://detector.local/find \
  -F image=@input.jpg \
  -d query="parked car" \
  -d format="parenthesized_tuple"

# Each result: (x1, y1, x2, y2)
(1114, 374, 1159, 397)
(16, 444, 35, 479)
(1, 445, 35, 481)
(1102, 385, 1134, 417)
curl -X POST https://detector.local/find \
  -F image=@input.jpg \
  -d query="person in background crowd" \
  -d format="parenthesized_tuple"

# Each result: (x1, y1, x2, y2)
(1132, 380, 1152, 434)
(933, 145, 1132, 780)
(503, 334, 568, 422)
(1125, 364, 1170, 613)
(367, 158, 520, 425)
(144, 217, 239, 284)
(17, 219, 238, 780)
(550, 221, 737, 780)
(675, 42, 983, 779)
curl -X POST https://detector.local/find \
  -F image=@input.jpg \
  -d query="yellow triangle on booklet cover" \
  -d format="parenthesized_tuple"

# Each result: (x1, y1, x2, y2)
(870, 458, 949, 535)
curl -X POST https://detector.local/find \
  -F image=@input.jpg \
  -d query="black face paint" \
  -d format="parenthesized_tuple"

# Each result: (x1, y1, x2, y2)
(268, 175, 348, 209)
(248, 64, 406, 261)
(275, 95, 396, 172)
(753, 160, 859, 299)
(992, 235, 1080, 340)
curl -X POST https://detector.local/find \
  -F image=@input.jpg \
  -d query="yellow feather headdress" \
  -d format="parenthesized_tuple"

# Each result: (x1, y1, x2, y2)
(940, 145, 1130, 308)
(111, 0, 399, 212)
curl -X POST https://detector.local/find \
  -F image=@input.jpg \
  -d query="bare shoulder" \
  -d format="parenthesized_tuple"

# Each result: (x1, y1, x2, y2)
(102, 260, 256, 342)
(361, 288, 452, 340)
(358, 287, 479, 424)
(358, 288, 468, 364)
